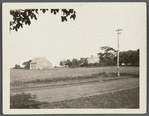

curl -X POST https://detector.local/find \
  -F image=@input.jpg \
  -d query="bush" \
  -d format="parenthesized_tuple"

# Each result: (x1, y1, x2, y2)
(13, 64, 23, 69)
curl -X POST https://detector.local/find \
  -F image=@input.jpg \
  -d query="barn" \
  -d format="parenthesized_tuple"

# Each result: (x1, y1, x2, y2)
(30, 57, 53, 70)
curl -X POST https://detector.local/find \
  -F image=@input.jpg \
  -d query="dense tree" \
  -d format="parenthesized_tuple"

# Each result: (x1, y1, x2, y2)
(59, 47, 139, 68)
(79, 58, 87, 67)
(98, 46, 139, 66)
(98, 46, 116, 66)
(59, 58, 81, 68)
(65, 59, 72, 67)
(119, 49, 139, 66)
(59, 60, 64, 66)
(100, 46, 116, 53)
(10, 8, 76, 31)
(72, 58, 78, 65)
(13, 64, 22, 69)
(22, 60, 32, 69)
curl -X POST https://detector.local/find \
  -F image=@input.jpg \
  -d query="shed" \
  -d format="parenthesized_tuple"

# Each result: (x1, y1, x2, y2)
(30, 57, 53, 70)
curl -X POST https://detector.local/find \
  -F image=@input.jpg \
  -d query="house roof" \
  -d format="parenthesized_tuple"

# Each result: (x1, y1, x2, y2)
(31, 57, 52, 65)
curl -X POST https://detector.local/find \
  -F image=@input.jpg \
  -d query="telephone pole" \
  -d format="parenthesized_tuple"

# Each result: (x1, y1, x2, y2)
(116, 29, 123, 77)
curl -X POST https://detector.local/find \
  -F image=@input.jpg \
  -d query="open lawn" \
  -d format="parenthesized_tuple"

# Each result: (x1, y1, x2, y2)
(10, 87, 139, 109)
(10, 66, 139, 83)
(41, 87, 139, 109)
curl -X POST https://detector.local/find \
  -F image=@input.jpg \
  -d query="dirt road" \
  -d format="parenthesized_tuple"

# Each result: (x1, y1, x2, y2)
(10, 78, 139, 103)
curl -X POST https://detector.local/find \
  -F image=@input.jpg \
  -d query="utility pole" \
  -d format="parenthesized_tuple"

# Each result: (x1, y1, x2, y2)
(116, 29, 123, 77)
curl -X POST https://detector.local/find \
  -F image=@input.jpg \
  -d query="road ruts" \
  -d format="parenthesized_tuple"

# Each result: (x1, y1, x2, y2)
(10, 78, 139, 103)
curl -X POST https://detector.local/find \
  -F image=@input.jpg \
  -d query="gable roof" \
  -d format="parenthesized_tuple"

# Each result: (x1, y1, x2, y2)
(31, 57, 52, 65)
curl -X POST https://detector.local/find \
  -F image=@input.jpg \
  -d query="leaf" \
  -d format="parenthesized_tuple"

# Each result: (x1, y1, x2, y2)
(56, 9, 59, 12)
(40, 9, 48, 13)
(28, 10, 32, 16)
(40, 9, 44, 13)
(51, 9, 54, 14)
(43, 9, 46, 13)
(69, 9, 74, 13)
(34, 15, 37, 20)
(30, 14, 33, 19)
(10, 8, 76, 32)
(20, 23, 23, 28)
(70, 13, 76, 20)
(62, 9, 71, 16)
(15, 28, 18, 31)
(13, 26, 18, 31)
(30, 13, 37, 20)
(16, 24, 20, 28)
(61, 16, 67, 22)
(54, 10, 57, 14)
(62, 9, 67, 15)
(10, 21, 13, 26)
(35, 9, 38, 14)
(25, 20, 28, 25)
(28, 20, 31, 25)
(10, 10, 14, 15)
(10, 27, 12, 31)
(51, 9, 59, 15)
(21, 12, 26, 18)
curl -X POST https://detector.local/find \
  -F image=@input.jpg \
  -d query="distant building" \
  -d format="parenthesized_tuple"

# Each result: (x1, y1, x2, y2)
(86, 55, 99, 64)
(30, 57, 53, 70)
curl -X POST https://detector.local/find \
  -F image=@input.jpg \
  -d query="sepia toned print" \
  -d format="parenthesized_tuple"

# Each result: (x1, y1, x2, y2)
(3, 3, 146, 114)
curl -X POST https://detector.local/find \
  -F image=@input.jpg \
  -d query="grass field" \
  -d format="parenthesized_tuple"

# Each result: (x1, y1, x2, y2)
(10, 66, 139, 83)
(41, 87, 139, 108)
(10, 87, 139, 109)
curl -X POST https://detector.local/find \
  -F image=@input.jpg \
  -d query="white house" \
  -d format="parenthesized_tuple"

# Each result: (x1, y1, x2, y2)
(86, 55, 99, 64)
(30, 57, 53, 70)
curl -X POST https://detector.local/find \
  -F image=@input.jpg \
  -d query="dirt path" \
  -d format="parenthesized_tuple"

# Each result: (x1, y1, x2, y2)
(10, 78, 139, 103)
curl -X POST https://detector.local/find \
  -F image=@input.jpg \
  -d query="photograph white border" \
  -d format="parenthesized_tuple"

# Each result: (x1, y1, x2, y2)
(2, 3, 147, 114)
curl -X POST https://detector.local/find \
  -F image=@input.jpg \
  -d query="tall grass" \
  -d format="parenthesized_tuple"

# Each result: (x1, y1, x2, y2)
(10, 66, 139, 84)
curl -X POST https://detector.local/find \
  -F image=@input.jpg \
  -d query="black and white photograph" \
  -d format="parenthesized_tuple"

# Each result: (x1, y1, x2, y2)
(3, 3, 146, 114)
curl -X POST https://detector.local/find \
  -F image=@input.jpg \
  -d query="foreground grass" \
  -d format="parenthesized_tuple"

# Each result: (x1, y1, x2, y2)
(40, 87, 139, 109)
(10, 87, 139, 108)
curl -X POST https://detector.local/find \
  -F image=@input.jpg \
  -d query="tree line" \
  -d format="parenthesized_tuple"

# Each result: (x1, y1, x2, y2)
(13, 46, 139, 69)
(59, 46, 139, 67)
(59, 46, 139, 68)
(13, 60, 32, 69)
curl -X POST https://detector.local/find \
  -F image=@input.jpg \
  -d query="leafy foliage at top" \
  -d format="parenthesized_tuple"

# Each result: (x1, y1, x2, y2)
(100, 46, 117, 53)
(10, 8, 76, 31)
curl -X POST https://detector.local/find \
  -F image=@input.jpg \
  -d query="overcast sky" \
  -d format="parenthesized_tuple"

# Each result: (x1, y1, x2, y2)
(5, 3, 146, 67)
